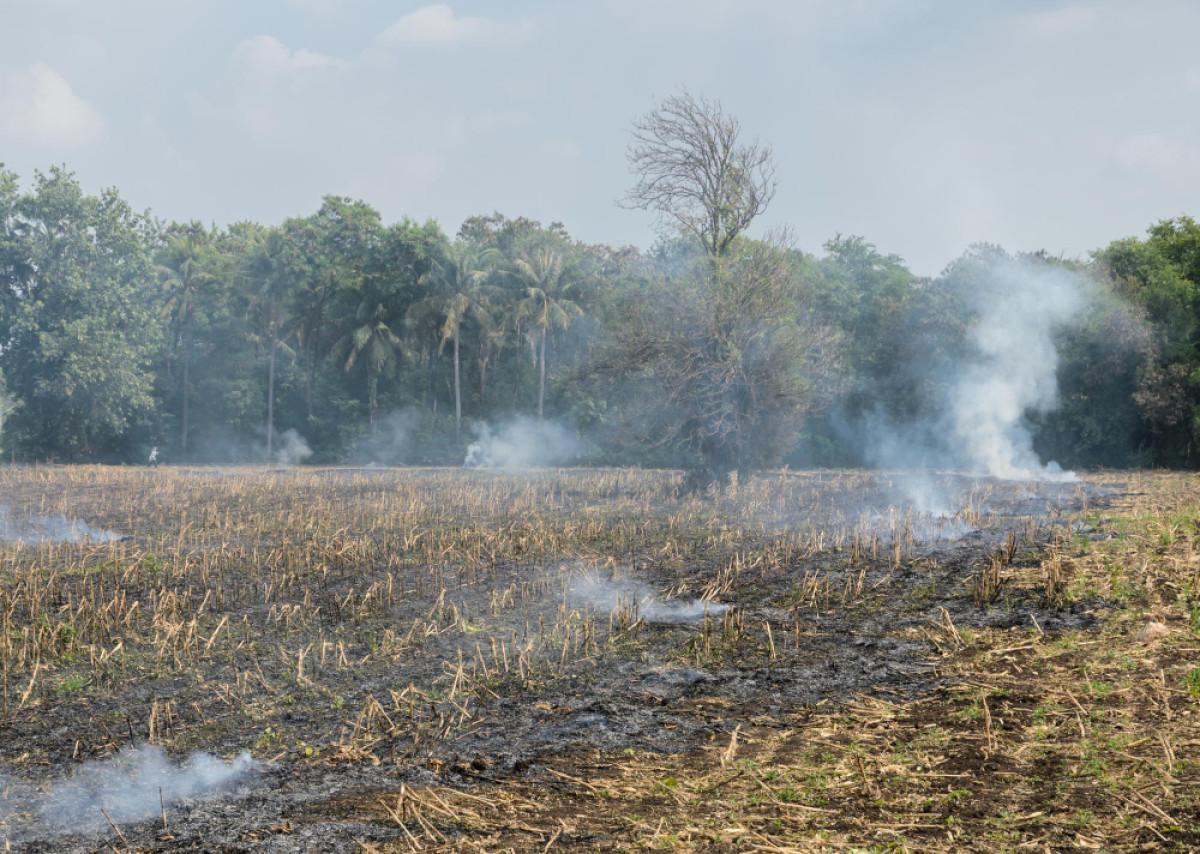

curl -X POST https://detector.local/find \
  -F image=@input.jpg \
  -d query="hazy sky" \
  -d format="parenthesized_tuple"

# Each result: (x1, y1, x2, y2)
(1, 0, 1196, 275)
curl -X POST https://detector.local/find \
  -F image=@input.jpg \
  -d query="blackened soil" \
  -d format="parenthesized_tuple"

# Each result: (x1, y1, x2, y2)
(0, 468, 1126, 852)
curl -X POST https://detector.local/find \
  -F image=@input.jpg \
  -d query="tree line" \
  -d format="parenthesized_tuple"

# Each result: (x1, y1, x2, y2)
(1, 95, 1198, 475)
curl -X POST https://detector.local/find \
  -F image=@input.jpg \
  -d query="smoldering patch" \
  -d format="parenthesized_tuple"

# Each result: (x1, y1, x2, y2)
(568, 572, 728, 624)
(0, 505, 123, 545)
(465, 417, 578, 470)
(0, 745, 257, 846)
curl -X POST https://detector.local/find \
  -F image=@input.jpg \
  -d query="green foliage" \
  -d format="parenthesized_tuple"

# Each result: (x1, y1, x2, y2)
(1032, 285, 1155, 468)
(1092, 217, 1200, 467)
(2, 167, 161, 460)
(55, 675, 86, 695)
(0, 155, 1197, 472)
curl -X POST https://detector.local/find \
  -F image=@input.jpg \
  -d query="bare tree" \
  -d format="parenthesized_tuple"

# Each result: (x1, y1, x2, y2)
(623, 91, 776, 260)
(602, 93, 820, 488)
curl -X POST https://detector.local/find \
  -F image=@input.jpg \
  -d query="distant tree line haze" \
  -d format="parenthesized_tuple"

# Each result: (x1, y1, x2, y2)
(0, 93, 1197, 478)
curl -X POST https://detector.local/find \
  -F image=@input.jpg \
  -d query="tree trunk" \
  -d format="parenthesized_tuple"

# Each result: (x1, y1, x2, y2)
(453, 328, 461, 443)
(426, 349, 435, 411)
(368, 371, 378, 434)
(306, 307, 326, 421)
(478, 354, 489, 400)
(537, 330, 547, 419)
(306, 339, 316, 421)
(267, 340, 276, 459)
(181, 338, 190, 454)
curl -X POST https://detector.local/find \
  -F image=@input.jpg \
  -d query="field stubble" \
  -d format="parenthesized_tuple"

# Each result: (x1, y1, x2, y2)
(0, 465, 1193, 852)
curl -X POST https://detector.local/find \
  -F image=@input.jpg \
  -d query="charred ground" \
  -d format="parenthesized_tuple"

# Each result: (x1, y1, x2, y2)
(0, 467, 1194, 852)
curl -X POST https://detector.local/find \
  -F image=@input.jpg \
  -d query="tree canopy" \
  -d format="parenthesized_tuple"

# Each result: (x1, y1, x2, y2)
(0, 139, 1194, 477)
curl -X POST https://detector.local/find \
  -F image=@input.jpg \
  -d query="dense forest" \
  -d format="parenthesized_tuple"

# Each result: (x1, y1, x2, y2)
(0, 143, 1197, 473)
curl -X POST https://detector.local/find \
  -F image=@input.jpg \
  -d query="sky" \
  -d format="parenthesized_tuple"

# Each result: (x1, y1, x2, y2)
(0, 0, 1197, 275)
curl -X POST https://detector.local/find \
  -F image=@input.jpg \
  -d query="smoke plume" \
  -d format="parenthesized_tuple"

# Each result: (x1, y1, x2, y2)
(569, 575, 727, 623)
(0, 505, 121, 544)
(851, 255, 1092, 486)
(950, 260, 1088, 480)
(464, 417, 578, 469)
(272, 428, 313, 466)
(353, 408, 421, 465)
(0, 746, 255, 843)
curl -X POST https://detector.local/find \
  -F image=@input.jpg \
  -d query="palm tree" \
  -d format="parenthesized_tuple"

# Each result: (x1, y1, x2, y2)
(245, 228, 293, 458)
(412, 244, 500, 442)
(512, 248, 584, 419)
(472, 282, 509, 405)
(331, 280, 403, 432)
(159, 229, 216, 455)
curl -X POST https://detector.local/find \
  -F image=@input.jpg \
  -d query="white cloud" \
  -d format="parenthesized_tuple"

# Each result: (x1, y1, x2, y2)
(230, 34, 345, 79)
(376, 4, 530, 49)
(1019, 4, 1097, 37)
(0, 62, 105, 147)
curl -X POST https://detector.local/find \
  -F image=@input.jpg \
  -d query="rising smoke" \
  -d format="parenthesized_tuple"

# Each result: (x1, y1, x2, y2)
(272, 428, 313, 466)
(0, 746, 255, 843)
(950, 259, 1089, 480)
(353, 408, 422, 465)
(464, 417, 579, 469)
(569, 574, 728, 623)
(0, 505, 122, 544)
(855, 255, 1093, 487)
(185, 426, 313, 466)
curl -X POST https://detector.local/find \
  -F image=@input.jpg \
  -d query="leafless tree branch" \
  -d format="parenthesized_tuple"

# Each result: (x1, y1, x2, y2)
(621, 91, 776, 259)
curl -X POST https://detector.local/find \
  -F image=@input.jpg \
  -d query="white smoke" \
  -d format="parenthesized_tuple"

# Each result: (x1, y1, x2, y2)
(569, 575, 727, 623)
(354, 408, 421, 465)
(272, 428, 312, 466)
(0, 746, 255, 842)
(891, 470, 955, 517)
(859, 424, 959, 514)
(0, 505, 122, 544)
(951, 260, 1089, 480)
(464, 417, 578, 469)
(852, 256, 1093, 487)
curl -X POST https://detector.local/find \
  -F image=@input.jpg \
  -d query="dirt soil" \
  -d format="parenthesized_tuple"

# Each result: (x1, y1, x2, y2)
(0, 467, 1195, 852)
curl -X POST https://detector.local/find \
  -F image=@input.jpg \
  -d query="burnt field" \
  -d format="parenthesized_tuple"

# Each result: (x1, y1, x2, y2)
(0, 466, 1196, 852)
